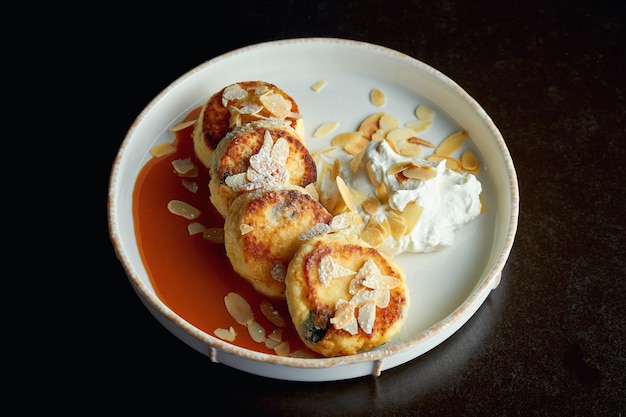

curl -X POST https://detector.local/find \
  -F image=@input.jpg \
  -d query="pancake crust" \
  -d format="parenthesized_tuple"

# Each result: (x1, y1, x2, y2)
(192, 80, 304, 169)
(224, 184, 333, 299)
(209, 119, 317, 218)
(285, 231, 410, 357)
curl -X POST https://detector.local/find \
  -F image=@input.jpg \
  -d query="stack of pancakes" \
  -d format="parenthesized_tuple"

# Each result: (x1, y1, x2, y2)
(194, 81, 410, 357)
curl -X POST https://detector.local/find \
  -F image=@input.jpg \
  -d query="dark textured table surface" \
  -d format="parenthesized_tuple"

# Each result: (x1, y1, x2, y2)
(100, 1, 624, 415)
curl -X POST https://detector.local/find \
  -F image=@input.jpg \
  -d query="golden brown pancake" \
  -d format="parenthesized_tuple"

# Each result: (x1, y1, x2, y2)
(285, 230, 409, 357)
(209, 119, 317, 218)
(224, 184, 333, 299)
(192, 80, 305, 169)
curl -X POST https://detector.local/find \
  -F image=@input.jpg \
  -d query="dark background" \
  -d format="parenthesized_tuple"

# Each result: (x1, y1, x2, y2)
(95, 1, 623, 415)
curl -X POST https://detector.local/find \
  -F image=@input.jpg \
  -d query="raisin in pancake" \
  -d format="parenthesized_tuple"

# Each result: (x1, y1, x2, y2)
(209, 119, 317, 218)
(285, 231, 409, 357)
(224, 184, 333, 299)
(192, 80, 305, 169)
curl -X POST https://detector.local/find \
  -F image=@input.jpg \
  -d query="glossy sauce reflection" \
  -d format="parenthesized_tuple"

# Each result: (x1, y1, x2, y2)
(132, 108, 312, 355)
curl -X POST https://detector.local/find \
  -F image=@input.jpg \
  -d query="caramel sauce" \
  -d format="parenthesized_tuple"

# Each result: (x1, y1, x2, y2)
(132, 108, 313, 355)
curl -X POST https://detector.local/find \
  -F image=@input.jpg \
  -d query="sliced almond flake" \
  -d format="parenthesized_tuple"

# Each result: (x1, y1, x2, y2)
(238, 103, 264, 115)
(271, 263, 287, 282)
(350, 288, 379, 306)
(426, 154, 463, 171)
(344, 136, 369, 156)
(375, 182, 389, 205)
(177, 165, 199, 178)
(435, 129, 468, 156)
(331, 131, 364, 147)
(313, 121, 339, 138)
(228, 107, 241, 128)
(329, 211, 364, 231)
(349, 150, 365, 173)
(415, 104, 435, 121)
(305, 183, 320, 201)
(387, 161, 413, 176)
(331, 159, 342, 179)
(360, 226, 384, 248)
(318, 255, 356, 286)
(298, 223, 331, 241)
(260, 300, 285, 327)
(403, 164, 437, 181)
(311, 80, 327, 92)
(202, 227, 225, 243)
(259, 131, 275, 156)
(265, 337, 281, 349)
(384, 138, 401, 154)
(247, 319, 266, 343)
(224, 292, 254, 325)
(362, 196, 380, 215)
(274, 341, 291, 356)
(386, 127, 417, 141)
(373, 289, 391, 308)
(378, 113, 399, 132)
(399, 143, 423, 157)
(336, 176, 355, 212)
(169, 119, 196, 132)
(240, 223, 254, 235)
(388, 216, 407, 241)
(259, 93, 292, 118)
(330, 299, 356, 330)
(224, 172, 247, 191)
(358, 302, 376, 334)
(407, 136, 436, 147)
(214, 327, 236, 342)
(187, 222, 207, 235)
(461, 150, 480, 172)
(270, 137, 289, 165)
(366, 216, 388, 238)
(149, 142, 176, 158)
(167, 200, 201, 220)
(405, 119, 432, 133)
(252, 85, 271, 95)
(222, 83, 248, 105)
(365, 160, 379, 187)
(370, 88, 385, 107)
(362, 273, 400, 291)
(267, 328, 283, 342)
(402, 201, 424, 235)
(171, 157, 195, 175)
(291, 349, 316, 358)
(181, 178, 199, 193)
(371, 129, 386, 141)
(358, 112, 384, 138)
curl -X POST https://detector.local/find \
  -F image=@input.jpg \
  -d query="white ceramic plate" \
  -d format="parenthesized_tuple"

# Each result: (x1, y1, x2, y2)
(109, 38, 519, 382)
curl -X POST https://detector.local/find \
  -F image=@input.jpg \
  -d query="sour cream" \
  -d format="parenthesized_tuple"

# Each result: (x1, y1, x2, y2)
(317, 140, 482, 256)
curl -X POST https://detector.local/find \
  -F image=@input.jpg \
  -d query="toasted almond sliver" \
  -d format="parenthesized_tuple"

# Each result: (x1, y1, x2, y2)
(415, 104, 435, 121)
(260, 300, 285, 327)
(313, 121, 339, 138)
(388, 216, 407, 241)
(169, 119, 196, 132)
(332, 159, 342, 179)
(378, 113, 398, 132)
(330, 300, 356, 329)
(171, 157, 195, 175)
(344, 136, 369, 156)
(259, 93, 292, 119)
(386, 127, 417, 141)
(187, 222, 206, 236)
(274, 341, 291, 356)
(405, 119, 432, 133)
(214, 327, 236, 342)
(387, 161, 412, 176)
(399, 143, 423, 157)
(247, 319, 266, 343)
(370, 88, 385, 107)
(461, 150, 480, 171)
(336, 176, 355, 212)
(240, 223, 254, 235)
(426, 154, 463, 171)
(358, 112, 384, 138)
(331, 131, 363, 147)
(407, 136, 436, 148)
(402, 164, 437, 181)
(362, 196, 380, 215)
(358, 302, 376, 334)
(360, 226, 384, 248)
(167, 200, 201, 220)
(401, 201, 424, 235)
(384, 138, 401, 154)
(435, 130, 468, 156)
(224, 292, 254, 325)
(311, 80, 327, 92)
(149, 142, 176, 158)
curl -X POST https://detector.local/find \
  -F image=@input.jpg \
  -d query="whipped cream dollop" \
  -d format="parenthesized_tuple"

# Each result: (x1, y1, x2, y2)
(317, 140, 482, 256)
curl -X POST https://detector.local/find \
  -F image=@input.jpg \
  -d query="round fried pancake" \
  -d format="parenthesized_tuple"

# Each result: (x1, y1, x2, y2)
(209, 119, 317, 218)
(192, 80, 305, 169)
(224, 184, 333, 299)
(285, 231, 409, 357)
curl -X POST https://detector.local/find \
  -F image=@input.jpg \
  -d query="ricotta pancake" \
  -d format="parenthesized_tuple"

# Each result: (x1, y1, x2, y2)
(224, 184, 333, 299)
(209, 119, 317, 218)
(192, 80, 305, 169)
(285, 231, 410, 357)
